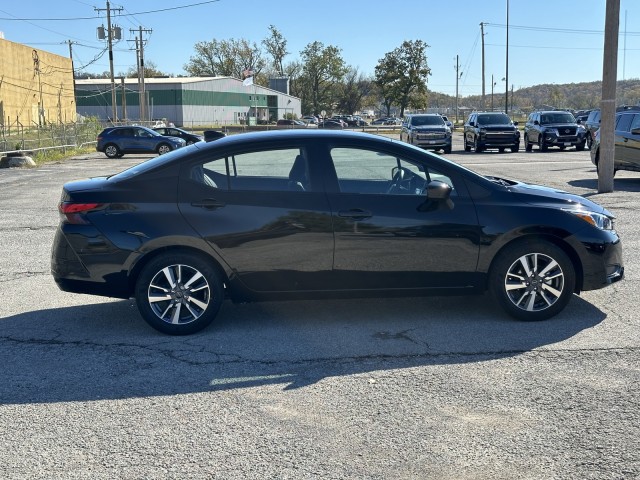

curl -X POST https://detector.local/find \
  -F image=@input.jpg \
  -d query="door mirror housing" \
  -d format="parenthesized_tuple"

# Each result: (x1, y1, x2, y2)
(426, 180, 452, 200)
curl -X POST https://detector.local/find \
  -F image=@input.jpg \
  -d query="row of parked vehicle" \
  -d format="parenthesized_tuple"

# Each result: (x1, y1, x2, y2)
(400, 110, 590, 155)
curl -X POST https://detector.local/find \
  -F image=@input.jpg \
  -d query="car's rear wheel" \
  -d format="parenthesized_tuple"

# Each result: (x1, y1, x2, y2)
(135, 252, 225, 335)
(104, 144, 120, 158)
(157, 143, 172, 155)
(490, 239, 575, 321)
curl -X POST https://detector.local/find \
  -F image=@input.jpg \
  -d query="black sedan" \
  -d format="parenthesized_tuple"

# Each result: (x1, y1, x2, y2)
(152, 126, 204, 145)
(52, 130, 624, 335)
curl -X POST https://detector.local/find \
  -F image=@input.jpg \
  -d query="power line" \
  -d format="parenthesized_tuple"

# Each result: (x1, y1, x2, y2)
(0, 0, 221, 21)
(485, 22, 640, 36)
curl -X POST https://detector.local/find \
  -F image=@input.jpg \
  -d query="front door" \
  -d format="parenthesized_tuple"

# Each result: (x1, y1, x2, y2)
(324, 146, 481, 291)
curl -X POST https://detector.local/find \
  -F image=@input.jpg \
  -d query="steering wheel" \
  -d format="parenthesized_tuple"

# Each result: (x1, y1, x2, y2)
(387, 167, 414, 194)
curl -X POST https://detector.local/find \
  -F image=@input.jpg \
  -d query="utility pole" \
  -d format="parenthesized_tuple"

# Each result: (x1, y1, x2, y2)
(455, 55, 462, 124)
(480, 22, 486, 109)
(32, 50, 45, 126)
(130, 26, 152, 122)
(121, 77, 127, 120)
(505, 0, 510, 114)
(95, 1, 122, 123)
(599, 0, 620, 193)
(66, 40, 77, 108)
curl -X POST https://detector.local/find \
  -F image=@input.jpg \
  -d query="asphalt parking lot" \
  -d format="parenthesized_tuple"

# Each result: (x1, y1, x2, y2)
(1, 133, 639, 479)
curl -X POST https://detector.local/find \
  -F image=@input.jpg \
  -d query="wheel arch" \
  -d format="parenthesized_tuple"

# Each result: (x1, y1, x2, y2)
(127, 245, 231, 296)
(486, 233, 584, 293)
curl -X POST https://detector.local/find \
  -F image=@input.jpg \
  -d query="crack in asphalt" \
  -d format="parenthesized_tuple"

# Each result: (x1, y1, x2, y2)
(0, 225, 57, 232)
(0, 271, 50, 282)
(0, 335, 638, 368)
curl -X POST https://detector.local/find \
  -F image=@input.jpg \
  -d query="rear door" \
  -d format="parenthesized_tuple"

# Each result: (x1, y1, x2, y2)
(623, 113, 640, 168)
(177, 141, 334, 292)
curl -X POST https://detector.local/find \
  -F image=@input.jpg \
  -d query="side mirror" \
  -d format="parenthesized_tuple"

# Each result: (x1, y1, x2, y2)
(426, 180, 452, 200)
(534, 120, 540, 125)
(577, 119, 582, 124)
(469, 121, 475, 127)
(631, 127, 640, 135)
(513, 121, 519, 126)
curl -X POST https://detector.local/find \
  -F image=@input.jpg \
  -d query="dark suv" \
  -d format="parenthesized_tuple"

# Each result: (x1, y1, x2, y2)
(96, 126, 186, 158)
(590, 106, 640, 175)
(524, 111, 587, 152)
(585, 109, 601, 149)
(463, 112, 520, 153)
(400, 114, 452, 153)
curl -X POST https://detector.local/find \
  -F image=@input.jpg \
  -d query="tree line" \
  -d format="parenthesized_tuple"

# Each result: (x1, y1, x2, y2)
(76, 26, 639, 117)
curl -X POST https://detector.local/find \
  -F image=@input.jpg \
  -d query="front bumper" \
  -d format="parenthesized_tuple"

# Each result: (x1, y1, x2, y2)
(412, 133, 452, 149)
(574, 231, 624, 291)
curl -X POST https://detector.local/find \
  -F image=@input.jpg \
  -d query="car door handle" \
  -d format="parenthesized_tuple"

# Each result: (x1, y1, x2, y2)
(338, 209, 372, 220)
(191, 199, 226, 210)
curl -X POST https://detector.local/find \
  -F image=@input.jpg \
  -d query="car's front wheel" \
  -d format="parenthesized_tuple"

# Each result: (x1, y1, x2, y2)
(511, 143, 520, 153)
(157, 143, 172, 155)
(586, 133, 593, 149)
(576, 141, 586, 151)
(490, 239, 576, 321)
(539, 136, 548, 152)
(473, 137, 483, 153)
(464, 136, 471, 152)
(104, 144, 121, 158)
(135, 252, 225, 335)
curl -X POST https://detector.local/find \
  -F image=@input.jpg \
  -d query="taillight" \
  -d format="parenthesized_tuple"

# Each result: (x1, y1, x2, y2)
(59, 202, 103, 224)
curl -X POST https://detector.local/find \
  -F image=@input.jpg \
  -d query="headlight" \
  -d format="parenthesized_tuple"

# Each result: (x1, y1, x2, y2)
(567, 210, 614, 230)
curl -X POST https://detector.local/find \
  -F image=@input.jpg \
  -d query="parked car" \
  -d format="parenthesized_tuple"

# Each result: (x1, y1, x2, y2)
(96, 126, 186, 158)
(301, 116, 319, 124)
(523, 111, 587, 151)
(585, 109, 601, 149)
(318, 120, 344, 129)
(400, 114, 452, 153)
(590, 106, 640, 176)
(203, 130, 227, 142)
(441, 115, 454, 131)
(52, 130, 623, 334)
(463, 112, 520, 153)
(153, 126, 204, 145)
(276, 119, 316, 129)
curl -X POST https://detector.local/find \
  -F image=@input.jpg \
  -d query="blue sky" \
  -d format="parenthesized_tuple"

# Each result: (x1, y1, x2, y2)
(1, 0, 639, 97)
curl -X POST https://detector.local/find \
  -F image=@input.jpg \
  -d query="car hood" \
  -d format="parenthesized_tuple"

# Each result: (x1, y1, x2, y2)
(508, 180, 611, 215)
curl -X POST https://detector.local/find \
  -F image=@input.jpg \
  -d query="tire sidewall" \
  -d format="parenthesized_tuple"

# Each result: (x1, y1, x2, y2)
(135, 252, 224, 335)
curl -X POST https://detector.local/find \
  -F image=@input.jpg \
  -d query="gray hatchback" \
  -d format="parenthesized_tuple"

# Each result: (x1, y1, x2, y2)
(96, 126, 186, 158)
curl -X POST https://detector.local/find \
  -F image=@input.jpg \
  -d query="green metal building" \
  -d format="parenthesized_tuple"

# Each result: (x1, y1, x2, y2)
(75, 76, 301, 127)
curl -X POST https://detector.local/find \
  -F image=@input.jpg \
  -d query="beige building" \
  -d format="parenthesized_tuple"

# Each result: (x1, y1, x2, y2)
(0, 37, 76, 127)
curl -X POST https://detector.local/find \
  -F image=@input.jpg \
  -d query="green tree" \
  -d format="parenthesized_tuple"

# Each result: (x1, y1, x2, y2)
(298, 41, 347, 115)
(374, 40, 431, 117)
(121, 60, 166, 78)
(184, 38, 266, 81)
(336, 68, 372, 114)
(262, 25, 288, 77)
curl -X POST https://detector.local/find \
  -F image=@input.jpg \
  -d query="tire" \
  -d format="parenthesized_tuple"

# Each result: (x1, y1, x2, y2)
(586, 133, 593, 149)
(135, 252, 225, 335)
(464, 137, 471, 152)
(490, 239, 576, 321)
(498, 147, 505, 153)
(474, 137, 483, 153)
(157, 143, 172, 155)
(511, 143, 520, 153)
(539, 136, 548, 152)
(104, 144, 120, 158)
(525, 134, 532, 152)
(576, 141, 585, 151)
(444, 145, 452, 154)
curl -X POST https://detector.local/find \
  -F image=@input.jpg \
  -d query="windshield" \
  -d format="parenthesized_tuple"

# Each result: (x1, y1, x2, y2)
(411, 116, 444, 126)
(540, 112, 576, 124)
(477, 114, 511, 125)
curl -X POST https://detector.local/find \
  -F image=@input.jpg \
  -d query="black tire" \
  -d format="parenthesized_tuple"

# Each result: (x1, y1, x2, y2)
(490, 239, 576, 321)
(444, 145, 452, 154)
(539, 136, 548, 152)
(157, 143, 172, 155)
(576, 141, 585, 151)
(511, 143, 520, 153)
(498, 147, 505, 153)
(104, 144, 120, 158)
(586, 133, 593, 150)
(135, 252, 225, 335)
(474, 137, 483, 153)
(464, 136, 471, 152)
(525, 134, 533, 152)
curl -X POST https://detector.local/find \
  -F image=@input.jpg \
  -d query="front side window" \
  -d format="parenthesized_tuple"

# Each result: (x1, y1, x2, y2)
(330, 147, 454, 196)
(191, 148, 311, 192)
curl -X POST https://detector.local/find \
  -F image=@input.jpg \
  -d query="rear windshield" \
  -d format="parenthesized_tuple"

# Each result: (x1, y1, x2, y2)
(107, 143, 200, 181)
(411, 116, 444, 126)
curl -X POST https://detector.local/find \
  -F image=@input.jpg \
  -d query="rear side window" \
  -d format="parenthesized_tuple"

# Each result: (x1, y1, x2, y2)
(193, 148, 312, 192)
(616, 114, 634, 132)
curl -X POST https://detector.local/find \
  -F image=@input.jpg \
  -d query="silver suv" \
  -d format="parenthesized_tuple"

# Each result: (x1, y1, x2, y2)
(400, 114, 452, 153)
